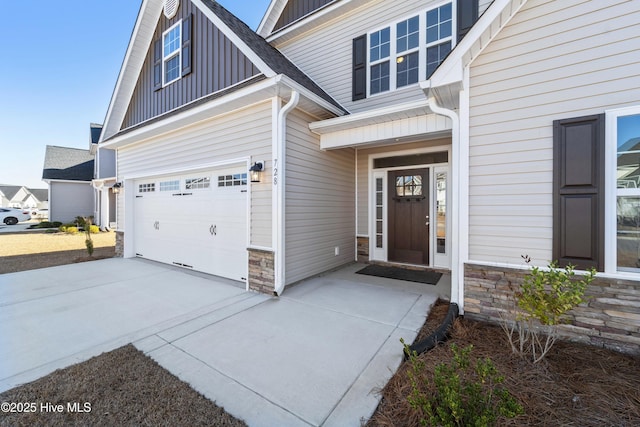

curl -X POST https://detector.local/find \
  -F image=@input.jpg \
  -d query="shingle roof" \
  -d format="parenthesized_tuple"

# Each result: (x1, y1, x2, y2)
(0, 185, 22, 200)
(42, 146, 95, 181)
(28, 188, 49, 202)
(201, 0, 347, 114)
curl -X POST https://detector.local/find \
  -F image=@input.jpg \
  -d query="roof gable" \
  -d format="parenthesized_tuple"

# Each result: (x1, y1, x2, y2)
(102, 0, 344, 141)
(42, 146, 95, 182)
(0, 185, 24, 201)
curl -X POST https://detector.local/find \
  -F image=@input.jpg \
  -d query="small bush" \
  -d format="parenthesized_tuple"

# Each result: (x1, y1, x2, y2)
(88, 225, 100, 234)
(403, 341, 523, 426)
(64, 226, 79, 234)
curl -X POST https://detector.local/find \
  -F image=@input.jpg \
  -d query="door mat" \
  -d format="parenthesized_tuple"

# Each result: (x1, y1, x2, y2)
(356, 264, 442, 285)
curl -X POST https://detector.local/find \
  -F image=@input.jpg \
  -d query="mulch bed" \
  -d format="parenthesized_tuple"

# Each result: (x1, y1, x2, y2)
(367, 300, 640, 426)
(0, 345, 247, 427)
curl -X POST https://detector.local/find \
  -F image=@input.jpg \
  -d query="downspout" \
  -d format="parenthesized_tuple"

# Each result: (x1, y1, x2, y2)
(274, 90, 300, 296)
(424, 85, 465, 313)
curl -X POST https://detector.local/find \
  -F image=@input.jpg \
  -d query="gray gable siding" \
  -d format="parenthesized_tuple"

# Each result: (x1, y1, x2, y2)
(122, 0, 260, 130)
(274, 0, 336, 31)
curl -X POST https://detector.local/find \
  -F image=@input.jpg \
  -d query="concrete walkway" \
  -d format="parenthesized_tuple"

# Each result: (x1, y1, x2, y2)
(0, 258, 448, 426)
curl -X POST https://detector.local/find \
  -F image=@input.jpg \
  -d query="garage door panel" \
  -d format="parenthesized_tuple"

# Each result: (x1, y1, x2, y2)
(133, 167, 248, 282)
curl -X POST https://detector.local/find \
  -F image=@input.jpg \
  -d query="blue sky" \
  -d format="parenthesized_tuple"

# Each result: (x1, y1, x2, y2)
(0, 1, 270, 189)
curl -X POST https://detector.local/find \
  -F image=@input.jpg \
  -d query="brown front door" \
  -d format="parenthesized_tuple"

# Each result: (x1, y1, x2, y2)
(388, 168, 430, 265)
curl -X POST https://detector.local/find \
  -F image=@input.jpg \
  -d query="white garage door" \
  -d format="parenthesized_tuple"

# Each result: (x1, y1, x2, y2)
(133, 166, 248, 282)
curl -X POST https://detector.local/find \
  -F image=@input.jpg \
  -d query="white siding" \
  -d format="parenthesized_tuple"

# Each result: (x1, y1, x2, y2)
(356, 137, 451, 236)
(285, 108, 355, 285)
(275, 0, 447, 113)
(468, 0, 640, 265)
(117, 101, 273, 247)
(49, 182, 94, 223)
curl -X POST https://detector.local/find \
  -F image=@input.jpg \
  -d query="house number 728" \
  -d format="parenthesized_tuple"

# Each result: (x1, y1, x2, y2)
(273, 158, 278, 186)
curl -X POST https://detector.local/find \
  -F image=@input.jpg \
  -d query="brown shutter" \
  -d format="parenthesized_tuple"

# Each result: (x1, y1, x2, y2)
(553, 114, 605, 271)
(352, 34, 367, 101)
(181, 14, 193, 77)
(457, 0, 479, 42)
(153, 38, 162, 91)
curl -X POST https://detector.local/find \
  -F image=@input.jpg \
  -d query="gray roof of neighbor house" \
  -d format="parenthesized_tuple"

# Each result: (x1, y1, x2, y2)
(0, 185, 22, 200)
(42, 146, 95, 182)
(201, 0, 347, 114)
(28, 188, 49, 202)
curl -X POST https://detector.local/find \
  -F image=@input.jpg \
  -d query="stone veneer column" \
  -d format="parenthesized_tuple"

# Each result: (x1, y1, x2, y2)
(357, 237, 369, 263)
(248, 248, 275, 294)
(115, 231, 124, 258)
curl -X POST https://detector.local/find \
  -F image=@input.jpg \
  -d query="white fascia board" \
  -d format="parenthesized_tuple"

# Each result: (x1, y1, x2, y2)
(102, 76, 280, 150)
(277, 74, 345, 117)
(309, 100, 431, 134)
(101, 0, 163, 142)
(429, 0, 528, 90)
(191, 0, 276, 77)
(257, 0, 286, 37)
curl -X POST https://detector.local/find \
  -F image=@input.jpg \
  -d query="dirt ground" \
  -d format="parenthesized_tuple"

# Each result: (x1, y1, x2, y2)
(0, 231, 116, 274)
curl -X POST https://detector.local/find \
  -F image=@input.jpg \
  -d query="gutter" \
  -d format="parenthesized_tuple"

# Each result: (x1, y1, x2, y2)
(274, 91, 300, 296)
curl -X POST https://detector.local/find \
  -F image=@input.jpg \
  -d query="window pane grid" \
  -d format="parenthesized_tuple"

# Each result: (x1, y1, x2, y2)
(159, 180, 180, 192)
(396, 16, 420, 53)
(185, 177, 211, 190)
(375, 177, 384, 248)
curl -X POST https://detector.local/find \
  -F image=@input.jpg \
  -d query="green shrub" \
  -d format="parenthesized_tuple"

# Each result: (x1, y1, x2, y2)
(52, 221, 62, 227)
(403, 341, 523, 427)
(501, 258, 596, 363)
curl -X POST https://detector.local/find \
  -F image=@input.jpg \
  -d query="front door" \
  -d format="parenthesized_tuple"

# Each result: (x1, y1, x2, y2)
(387, 168, 430, 265)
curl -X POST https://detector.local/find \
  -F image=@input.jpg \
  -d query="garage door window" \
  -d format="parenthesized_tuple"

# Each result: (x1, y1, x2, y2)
(138, 183, 155, 193)
(218, 173, 247, 187)
(159, 180, 180, 191)
(185, 177, 211, 190)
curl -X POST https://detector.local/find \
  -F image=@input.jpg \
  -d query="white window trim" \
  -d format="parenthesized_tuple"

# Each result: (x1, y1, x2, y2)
(366, 1, 456, 98)
(605, 105, 640, 276)
(162, 21, 182, 87)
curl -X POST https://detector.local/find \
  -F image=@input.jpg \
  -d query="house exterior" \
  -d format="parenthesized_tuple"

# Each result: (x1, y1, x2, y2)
(0, 185, 42, 210)
(99, 0, 639, 353)
(90, 123, 118, 229)
(27, 188, 49, 211)
(42, 146, 95, 223)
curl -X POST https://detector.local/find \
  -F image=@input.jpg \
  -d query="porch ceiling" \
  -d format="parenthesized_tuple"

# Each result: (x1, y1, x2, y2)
(310, 101, 452, 150)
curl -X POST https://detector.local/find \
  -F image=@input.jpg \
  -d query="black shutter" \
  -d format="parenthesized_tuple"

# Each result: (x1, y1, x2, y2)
(352, 34, 367, 101)
(153, 38, 162, 91)
(457, 0, 479, 42)
(553, 114, 605, 271)
(181, 14, 193, 77)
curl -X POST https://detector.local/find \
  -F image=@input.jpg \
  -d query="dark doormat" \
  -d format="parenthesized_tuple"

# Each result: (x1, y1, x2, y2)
(356, 264, 442, 285)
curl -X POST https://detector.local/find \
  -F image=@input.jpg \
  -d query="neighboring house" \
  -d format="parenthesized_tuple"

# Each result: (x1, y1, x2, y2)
(27, 188, 49, 210)
(90, 123, 118, 229)
(99, 0, 639, 353)
(42, 146, 95, 223)
(0, 185, 47, 210)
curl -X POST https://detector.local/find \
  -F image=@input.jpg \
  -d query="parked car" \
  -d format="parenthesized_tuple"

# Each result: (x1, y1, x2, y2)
(0, 208, 31, 225)
(31, 208, 49, 220)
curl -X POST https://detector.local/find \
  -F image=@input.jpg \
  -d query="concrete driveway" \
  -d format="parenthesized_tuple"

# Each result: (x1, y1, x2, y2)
(0, 258, 447, 426)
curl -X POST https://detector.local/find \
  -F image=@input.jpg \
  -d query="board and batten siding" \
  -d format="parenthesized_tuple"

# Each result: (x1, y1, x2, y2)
(122, 0, 260, 130)
(273, 0, 493, 114)
(356, 137, 452, 236)
(117, 101, 273, 248)
(285, 108, 355, 285)
(468, 0, 640, 266)
(274, 0, 335, 31)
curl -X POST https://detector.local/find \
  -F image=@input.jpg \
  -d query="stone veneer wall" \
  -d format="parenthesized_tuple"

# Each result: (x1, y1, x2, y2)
(464, 263, 640, 355)
(248, 248, 275, 294)
(357, 237, 369, 263)
(115, 231, 124, 258)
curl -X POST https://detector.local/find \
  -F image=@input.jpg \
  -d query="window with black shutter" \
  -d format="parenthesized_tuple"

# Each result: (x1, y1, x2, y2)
(553, 114, 605, 271)
(352, 34, 367, 101)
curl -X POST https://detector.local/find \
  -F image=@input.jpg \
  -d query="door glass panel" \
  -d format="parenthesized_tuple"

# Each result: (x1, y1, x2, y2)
(617, 196, 640, 269)
(395, 175, 422, 197)
(436, 172, 446, 254)
(375, 177, 384, 248)
(617, 114, 640, 189)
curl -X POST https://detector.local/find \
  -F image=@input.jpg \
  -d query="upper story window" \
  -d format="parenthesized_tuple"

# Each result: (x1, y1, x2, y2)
(163, 22, 182, 86)
(362, 3, 455, 98)
(426, 3, 453, 78)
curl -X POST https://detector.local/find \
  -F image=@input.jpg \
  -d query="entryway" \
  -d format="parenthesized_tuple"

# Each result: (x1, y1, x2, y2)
(370, 149, 450, 269)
